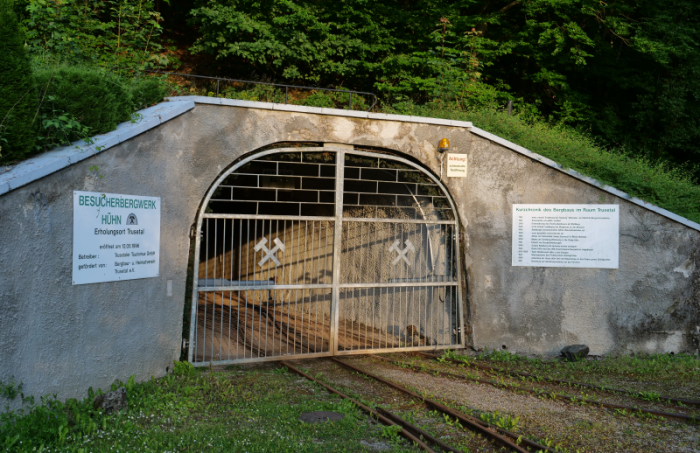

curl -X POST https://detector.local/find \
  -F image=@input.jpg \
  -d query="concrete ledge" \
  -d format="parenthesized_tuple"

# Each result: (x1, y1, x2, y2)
(0, 101, 194, 196)
(470, 126, 700, 232)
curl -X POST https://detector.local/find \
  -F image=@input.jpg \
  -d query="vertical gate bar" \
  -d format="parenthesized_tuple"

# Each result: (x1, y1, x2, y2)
(400, 224, 405, 346)
(444, 286, 448, 345)
(202, 218, 209, 360)
(252, 219, 258, 359)
(348, 224, 357, 345)
(310, 221, 316, 352)
(419, 224, 425, 345)
(264, 287, 270, 358)
(229, 218, 234, 282)
(269, 220, 276, 354)
(455, 224, 465, 347)
(358, 221, 365, 348)
(263, 221, 270, 358)
(312, 223, 318, 351)
(323, 220, 330, 350)
(288, 288, 295, 356)
(301, 221, 308, 353)
(289, 220, 296, 357)
(410, 225, 416, 347)
(371, 222, 377, 349)
(391, 223, 396, 283)
(383, 287, 388, 348)
(275, 219, 280, 354)
(211, 221, 218, 362)
(244, 220, 251, 358)
(280, 221, 298, 355)
(330, 150, 345, 354)
(220, 222, 226, 360)
(293, 221, 302, 355)
(279, 221, 287, 355)
(427, 286, 433, 347)
(228, 220, 233, 359)
(237, 220, 242, 359)
(236, 289, 241, 359)
(401, 286, 406, 348)
(257, 220, 266, 358)
(389, 224, 394, 348)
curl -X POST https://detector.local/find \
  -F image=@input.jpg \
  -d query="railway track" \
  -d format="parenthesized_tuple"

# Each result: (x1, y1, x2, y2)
(378, 353, 699, 423)
(282, 358, 556, 453)
(417, 352, 700, 408)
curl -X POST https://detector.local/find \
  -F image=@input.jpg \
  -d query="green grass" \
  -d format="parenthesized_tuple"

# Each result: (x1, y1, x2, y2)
(475, 349, 700, 388)
(387, 103, 700, 224)
(0, 365, 415, 453)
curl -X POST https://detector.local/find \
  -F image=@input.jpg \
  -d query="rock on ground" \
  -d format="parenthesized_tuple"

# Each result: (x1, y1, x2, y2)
(92, 387, 127, 414)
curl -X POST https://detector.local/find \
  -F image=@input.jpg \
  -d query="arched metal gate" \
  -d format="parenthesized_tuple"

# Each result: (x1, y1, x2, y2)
(188, 147, 463, 365)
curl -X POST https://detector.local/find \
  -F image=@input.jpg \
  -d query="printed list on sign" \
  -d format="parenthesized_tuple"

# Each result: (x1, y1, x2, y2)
(512, 204, 619, 269)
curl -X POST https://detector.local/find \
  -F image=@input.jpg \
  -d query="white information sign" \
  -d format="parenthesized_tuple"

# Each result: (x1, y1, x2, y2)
(512, 204, 619, 268)
(73, 191, 160, 285)
(446, 154, 468, 178)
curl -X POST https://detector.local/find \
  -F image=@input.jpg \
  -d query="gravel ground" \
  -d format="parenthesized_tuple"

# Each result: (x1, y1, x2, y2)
(386, 355, 700, 418)
(342, 356, 700, 453)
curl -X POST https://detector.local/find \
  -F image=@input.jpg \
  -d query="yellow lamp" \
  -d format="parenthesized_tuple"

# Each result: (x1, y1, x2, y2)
(438, 138, 450, 153)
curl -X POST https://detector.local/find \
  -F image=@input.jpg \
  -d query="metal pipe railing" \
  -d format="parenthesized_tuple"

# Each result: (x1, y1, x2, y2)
(140, 70, 378, 112)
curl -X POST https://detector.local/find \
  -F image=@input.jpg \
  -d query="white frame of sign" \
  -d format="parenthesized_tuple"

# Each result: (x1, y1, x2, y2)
(512, 204, 619, 269)
(73, 191, 161, 284)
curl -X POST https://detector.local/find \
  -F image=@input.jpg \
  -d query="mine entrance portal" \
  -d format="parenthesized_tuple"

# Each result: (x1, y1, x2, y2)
(189, 147, 463, 365)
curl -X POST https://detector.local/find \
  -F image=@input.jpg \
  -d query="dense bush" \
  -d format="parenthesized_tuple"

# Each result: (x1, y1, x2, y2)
(31, 66, 167, 152)
(129, 77, 169, 111)
(35, 66, 132, 135)
(0, 0, 37, 163)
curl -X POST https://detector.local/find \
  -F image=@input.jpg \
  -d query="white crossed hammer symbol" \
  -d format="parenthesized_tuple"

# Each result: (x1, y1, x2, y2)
(389, 239, 415, 266)
(254, 238, 285, 267)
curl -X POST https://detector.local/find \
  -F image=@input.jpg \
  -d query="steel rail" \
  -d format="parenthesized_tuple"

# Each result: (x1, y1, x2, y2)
(418, 352, 700, 408)
(329, 357, 533, 453)
(279, 361, 436, 452)
(395, 355, 699, 423)
(373, 407, 463, 453)
(139, 70, 378, 111)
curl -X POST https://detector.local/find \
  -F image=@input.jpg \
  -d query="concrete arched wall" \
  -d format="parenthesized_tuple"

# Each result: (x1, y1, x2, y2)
(1, 98, 698, 406)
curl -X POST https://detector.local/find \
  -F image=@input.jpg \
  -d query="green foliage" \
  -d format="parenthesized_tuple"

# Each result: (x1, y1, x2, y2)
(0, 0, 37, 163)
(172, 360, 196, 376)
(478, 410, 520, 431)
(391, 103, 700, 224)
(188, 0, 700, 175)
(637, 390, 662, 402)
(0, 376, 23, 401)
(24, 0, 172, 70)
(129, 76, 169, 110)
(0, 369, 412, 453)
(34, 103, 93, 152)
(35, 65, 132, 136)
(475, 347, 525, 363)
(379, 423, 402, 441)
